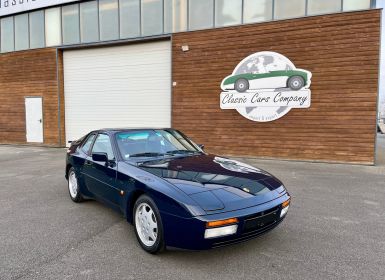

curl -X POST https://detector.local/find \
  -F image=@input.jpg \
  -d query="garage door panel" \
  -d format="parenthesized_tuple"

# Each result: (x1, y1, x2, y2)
(64, 72, 170, 82)
(64, 41, 171, 145)
(64, 63, 171, 73)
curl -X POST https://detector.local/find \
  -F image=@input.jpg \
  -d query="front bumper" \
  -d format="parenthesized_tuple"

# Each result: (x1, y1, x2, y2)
(161, 193, 290, 250)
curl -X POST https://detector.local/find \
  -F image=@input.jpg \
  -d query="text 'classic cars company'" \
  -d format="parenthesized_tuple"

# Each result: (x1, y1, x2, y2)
(220, 51, 312, 122)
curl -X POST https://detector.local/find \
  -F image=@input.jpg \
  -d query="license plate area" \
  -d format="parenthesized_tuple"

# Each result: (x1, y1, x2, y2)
(243, 209, 279, 233)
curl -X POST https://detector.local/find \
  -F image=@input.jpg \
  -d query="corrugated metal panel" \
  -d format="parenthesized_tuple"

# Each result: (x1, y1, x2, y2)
(64, 41, 171, 145)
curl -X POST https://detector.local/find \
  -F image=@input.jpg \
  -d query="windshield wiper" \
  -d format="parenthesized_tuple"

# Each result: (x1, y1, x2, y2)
(130, 150, 201, 158)
(129, 152, 166, 158)
(165, 150, 201, 155)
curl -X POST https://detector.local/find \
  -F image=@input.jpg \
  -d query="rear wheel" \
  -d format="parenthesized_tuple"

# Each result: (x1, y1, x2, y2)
(235, 78, 249, 92)
(287, 76, 305, 90)
(67, 167, 83, 203)
(133, 195, 165, 254)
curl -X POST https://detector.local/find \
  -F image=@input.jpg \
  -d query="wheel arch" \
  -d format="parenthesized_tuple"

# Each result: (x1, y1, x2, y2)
(126, 189, 147, 224)
(125, 183, 197, 224)
(65, 164, 72, 179)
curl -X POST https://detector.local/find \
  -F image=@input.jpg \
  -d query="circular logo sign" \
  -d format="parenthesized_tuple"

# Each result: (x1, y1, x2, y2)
(220, 51, 312, 122)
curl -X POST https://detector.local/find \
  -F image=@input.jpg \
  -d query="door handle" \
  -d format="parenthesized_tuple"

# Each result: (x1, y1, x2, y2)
(85, 160, 92, 166)
(38, 119, 42, 123)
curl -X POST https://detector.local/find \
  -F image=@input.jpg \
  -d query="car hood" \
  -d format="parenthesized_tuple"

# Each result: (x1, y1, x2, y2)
(136, 154, 286, 214)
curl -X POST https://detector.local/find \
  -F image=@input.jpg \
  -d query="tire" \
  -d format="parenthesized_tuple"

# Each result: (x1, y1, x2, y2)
(287, 76, 305, 91)
(235, 78, 249, 92)
(67, 167, 84, 203)
(133, 195, 165, 254)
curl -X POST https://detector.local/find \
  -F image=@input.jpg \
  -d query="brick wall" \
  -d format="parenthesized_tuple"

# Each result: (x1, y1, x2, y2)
(0, 48, 60, 145)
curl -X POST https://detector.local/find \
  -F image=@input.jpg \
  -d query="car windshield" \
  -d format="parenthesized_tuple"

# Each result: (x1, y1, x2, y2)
(115, 129, 201, 159)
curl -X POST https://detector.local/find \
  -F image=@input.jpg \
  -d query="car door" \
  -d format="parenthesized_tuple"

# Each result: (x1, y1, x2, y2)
(83, 133, 120, 206)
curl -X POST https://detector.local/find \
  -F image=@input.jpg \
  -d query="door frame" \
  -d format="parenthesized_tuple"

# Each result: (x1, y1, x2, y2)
(24, 96, 44, 143)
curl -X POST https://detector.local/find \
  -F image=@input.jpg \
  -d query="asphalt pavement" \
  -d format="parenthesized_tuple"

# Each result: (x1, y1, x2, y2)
(0, 138, 384, 280)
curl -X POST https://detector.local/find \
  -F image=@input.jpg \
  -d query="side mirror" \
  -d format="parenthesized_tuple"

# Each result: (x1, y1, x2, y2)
(92, 152, 108, 162)
(198, 144, 205, 150)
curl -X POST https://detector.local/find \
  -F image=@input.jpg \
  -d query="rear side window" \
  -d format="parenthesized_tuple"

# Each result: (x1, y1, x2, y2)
(81, 134, 96, 154)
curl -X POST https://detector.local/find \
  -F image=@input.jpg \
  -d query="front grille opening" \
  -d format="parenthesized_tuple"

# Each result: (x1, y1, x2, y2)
(243, 206, 280, 234)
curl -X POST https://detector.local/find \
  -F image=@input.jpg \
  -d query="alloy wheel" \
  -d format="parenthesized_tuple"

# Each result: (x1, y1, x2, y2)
(135, 202, 158, 247)
(68, 170, 78, 198)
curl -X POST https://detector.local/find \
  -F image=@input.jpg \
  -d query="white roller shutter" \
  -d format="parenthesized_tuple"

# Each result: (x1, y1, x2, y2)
(63, 41, 171, 145)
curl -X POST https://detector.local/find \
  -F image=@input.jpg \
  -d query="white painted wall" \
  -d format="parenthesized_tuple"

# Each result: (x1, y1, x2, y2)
(377, 0, 385, 118)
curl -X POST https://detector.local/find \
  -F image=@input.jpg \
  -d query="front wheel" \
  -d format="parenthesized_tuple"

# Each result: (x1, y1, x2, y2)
(287, 76, 305, 90)
(133, 195, 165, 254)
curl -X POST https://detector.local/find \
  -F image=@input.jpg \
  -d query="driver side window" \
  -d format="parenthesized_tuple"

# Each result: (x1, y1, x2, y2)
(91, 134, 115, 160)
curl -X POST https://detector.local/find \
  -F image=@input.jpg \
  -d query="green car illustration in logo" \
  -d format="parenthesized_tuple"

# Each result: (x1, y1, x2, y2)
(220, 51, 312, 122)
(221, 69, 310, 92)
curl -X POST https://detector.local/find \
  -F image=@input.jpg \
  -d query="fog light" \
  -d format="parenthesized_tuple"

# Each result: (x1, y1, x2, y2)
(204, 225, 238, 239)
(280, 205, 289, 218)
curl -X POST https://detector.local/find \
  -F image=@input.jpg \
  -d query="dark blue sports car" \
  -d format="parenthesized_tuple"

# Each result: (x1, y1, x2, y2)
(65, 128, 290, 254)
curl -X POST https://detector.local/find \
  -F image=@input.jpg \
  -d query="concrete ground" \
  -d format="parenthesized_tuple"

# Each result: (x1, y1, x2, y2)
(0, 138, 384, 280)
(377, 133, 385, 165)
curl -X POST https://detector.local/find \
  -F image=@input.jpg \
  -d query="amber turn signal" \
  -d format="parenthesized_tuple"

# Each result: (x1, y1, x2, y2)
(282, 199, 291, 208)
(206, 218, 239, 228)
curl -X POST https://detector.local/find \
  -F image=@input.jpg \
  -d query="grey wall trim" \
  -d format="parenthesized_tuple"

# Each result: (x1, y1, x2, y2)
(139, 0, 142, 36)
(43, 9, 46, 48)
(117, 0, 121, 40)
(162, 0, 165, 34)
(305, 0, 308, 16)
(241, 0, 244, 24)
(186, 0, 190, 30)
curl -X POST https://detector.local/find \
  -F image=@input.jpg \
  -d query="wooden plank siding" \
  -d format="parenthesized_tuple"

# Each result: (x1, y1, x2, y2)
(0, 48, 60, 146)
(172, 10, 381, 164)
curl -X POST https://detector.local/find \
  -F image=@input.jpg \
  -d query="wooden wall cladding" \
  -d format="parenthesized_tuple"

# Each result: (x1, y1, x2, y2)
(0, 48, 59, 145)
(172, 10, 381, 164)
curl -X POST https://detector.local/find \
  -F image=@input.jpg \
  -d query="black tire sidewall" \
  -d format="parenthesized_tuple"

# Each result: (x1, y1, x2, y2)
(67, 167, 83, 203)
(133, 195, 165, 254)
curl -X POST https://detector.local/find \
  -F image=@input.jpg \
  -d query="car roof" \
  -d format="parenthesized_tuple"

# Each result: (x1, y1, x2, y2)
(92, 128, 173, 133)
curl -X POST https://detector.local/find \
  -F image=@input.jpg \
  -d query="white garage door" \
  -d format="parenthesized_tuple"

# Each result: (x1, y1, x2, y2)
(63, 41, 171, 145)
